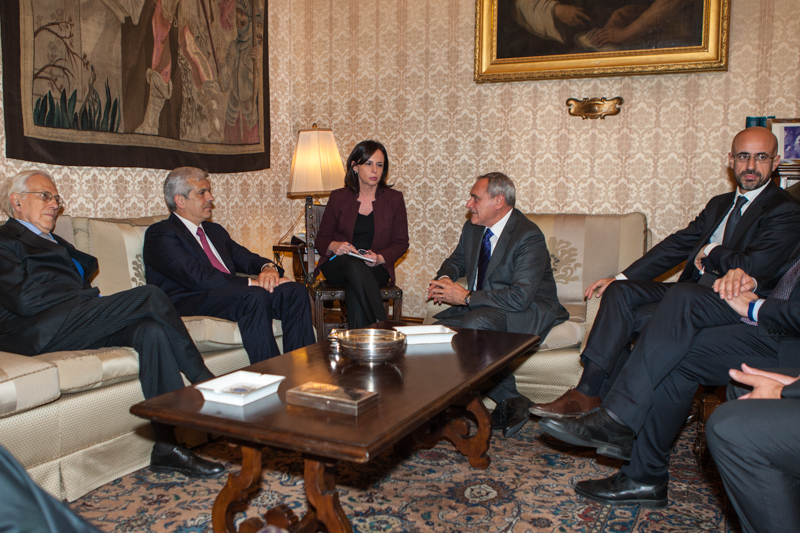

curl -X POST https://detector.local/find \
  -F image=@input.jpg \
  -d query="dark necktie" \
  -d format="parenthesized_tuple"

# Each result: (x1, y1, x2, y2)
(197, 227, 230, 273)
(722, 195, 749, 246)
(476, 228, 493, 291)
(741, 257, 800, 325)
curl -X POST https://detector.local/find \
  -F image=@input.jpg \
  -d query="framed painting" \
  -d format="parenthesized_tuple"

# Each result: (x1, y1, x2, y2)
(768, 118, 800, 164)
(767, 118, 800, 188)
(475, 0, 730, 83)
(1, 0, 270, 173)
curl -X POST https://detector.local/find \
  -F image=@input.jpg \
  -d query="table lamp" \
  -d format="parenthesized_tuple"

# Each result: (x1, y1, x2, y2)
(287, 124, 345, 203)
(282, 124, 345, 244)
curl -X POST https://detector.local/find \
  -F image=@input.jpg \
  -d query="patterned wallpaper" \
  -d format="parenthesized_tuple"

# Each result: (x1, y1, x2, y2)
(1, 0, 799, 318)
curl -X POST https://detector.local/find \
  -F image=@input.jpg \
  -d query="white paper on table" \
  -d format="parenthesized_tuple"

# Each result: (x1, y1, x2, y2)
(394, 325, 457, 345)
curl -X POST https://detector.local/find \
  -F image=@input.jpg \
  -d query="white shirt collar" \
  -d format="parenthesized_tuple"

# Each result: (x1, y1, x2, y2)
(736, 180, 770, 205)
(174, 212, 203, 235)
(16, 219, 57, 241)
(486, 208, 513, 240)
(16, 218, 46, 236)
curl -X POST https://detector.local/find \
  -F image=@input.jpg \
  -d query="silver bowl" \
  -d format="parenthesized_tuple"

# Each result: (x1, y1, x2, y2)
(336, 329, 407, 364)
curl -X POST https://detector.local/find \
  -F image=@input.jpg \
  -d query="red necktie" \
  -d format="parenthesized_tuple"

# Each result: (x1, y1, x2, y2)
(196, 227, 230, 273)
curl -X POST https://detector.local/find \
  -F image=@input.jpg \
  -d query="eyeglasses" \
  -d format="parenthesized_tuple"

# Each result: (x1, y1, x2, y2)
(20, 191, 65, 207)
(733, 152, 776, 164)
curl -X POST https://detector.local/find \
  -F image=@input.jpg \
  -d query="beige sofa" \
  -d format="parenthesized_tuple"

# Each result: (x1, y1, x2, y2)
(425, 213, 651, 404)
(0, 215, 284, 501)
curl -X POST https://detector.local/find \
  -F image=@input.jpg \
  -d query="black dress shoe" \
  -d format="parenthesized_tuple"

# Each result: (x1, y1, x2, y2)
(575, 471, 668, 508)
(150, 445, 226, 479)
(491, 402, 507, 430)
(538, 408, 634, 461)
(502, 395, 533, 438)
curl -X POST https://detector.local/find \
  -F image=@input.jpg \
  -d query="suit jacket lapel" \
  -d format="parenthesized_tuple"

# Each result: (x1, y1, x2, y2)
(7, 219, 92, 282)
(10, 219, 72, 262)
(466, 223, 483, 289)
(484, 210, 518, 283)
(203, 224, 236, 274)
(704, 192, 736, 244)
(727, 182, 776, 246)
(168, 213, 210, 265)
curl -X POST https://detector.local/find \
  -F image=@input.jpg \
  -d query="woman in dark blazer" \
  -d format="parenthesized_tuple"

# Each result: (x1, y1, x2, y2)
(315, 140, 409, 329)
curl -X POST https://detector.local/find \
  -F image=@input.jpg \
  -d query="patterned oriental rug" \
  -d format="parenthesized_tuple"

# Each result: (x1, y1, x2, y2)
(69, 421, 740, 532)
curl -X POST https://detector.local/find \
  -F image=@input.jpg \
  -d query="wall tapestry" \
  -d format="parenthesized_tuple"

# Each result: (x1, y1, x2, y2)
(1, 0, 269, 172)
(475, 0, 730, 82)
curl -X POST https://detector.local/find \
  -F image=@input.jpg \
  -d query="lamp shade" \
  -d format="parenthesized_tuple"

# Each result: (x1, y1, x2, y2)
(287, 126, 345, 197)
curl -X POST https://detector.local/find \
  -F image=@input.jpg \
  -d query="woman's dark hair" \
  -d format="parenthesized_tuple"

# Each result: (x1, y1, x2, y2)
(344, 140, 391, 193)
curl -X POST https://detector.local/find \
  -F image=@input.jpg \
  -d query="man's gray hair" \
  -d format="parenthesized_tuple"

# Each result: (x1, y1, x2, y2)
(478, 172, 516, 207)
(1, 170, 56, 218)
(164, 167, 209, 211)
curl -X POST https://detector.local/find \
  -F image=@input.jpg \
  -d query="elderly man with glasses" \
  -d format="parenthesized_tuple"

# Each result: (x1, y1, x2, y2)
(531, 127, 800, 423)
(0, 169, 226, 480)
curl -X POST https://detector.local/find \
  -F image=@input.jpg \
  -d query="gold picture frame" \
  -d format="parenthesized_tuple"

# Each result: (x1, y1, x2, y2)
(475, 0, 731, 83)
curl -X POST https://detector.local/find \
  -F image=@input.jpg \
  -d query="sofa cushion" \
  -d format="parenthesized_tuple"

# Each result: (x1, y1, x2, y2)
(82, 216, 168, 296)
(0, 352, 60, 417)
(527, 213, 647, 308)
(539, 319, 584, 351)
(182, 316, 243, 351)
(36, 347, 140, 394)
(182, 315, 282, 351)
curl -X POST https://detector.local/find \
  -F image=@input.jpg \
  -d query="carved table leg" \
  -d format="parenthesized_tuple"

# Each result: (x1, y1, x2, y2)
(444, 395, 491, 469)
(304, 458, 352, 533)
(213, 445, 263, 533)
(261, 456, 351, 533)
(409, 393, 492, 470)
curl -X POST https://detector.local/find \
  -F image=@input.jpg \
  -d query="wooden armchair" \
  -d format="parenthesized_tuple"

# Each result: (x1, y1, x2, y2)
(304, 198, 403, 337)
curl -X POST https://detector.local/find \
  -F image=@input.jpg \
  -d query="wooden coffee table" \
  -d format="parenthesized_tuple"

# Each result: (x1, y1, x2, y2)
(131, 322, 539, 533)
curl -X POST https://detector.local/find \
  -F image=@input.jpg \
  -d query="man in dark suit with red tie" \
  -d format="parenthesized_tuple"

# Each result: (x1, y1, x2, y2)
(143, 167, 315, 363)
(0, 170, 224, 479)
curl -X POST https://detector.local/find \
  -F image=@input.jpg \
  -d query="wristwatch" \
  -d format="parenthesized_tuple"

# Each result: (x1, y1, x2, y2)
(464, 291, 472, 307)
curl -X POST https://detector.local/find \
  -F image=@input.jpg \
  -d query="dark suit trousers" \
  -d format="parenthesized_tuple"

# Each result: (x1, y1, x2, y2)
(582, 280, 672, 389)
(600, 283, 780, 485)
(0, 444, 102, 533)
(707, 371, 800, 533)
(320, 255, 390, 330)
(43, 285, 210, 399)
(176, 282, 315, 364)
(435, 307, 522, 403)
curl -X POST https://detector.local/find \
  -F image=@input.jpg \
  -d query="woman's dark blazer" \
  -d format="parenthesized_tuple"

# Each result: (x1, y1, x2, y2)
(314, 186, 409, 282)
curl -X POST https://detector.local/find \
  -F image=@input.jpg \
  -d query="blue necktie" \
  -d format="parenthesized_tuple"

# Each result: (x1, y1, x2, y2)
(476, 228, 493, 291)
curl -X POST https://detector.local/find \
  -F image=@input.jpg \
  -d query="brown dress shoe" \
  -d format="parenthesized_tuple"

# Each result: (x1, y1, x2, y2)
(529, 389, 601, 419)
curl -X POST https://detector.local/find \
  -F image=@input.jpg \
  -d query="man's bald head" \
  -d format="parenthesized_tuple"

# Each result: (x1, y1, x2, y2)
(731, 127, 778, 156)
(728, 127, 781, 192)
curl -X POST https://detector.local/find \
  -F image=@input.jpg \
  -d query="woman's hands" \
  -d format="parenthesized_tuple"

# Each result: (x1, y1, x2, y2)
(329, 241, 356, 256)
(362, 250, 384, 266)
(328, 241, 384, 266)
